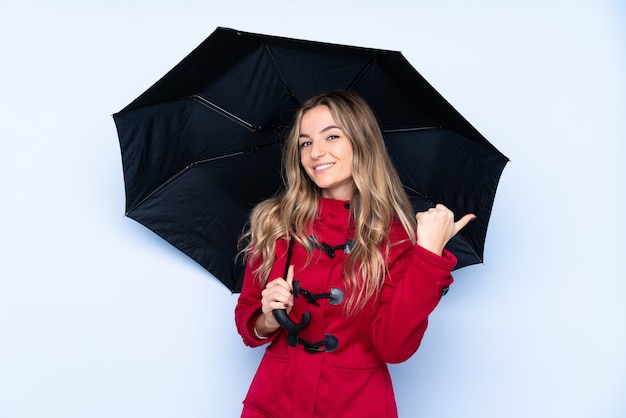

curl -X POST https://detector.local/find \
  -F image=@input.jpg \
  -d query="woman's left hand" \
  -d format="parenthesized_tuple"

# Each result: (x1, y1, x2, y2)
(416, 204, 476, 256)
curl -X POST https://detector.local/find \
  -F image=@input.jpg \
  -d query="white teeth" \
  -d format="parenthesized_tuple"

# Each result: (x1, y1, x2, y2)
(315, 163, 334, 170)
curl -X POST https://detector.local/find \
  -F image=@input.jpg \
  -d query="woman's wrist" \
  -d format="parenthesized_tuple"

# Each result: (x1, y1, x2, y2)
(254, 314, 279, 339)
(253, 326, 269, 339)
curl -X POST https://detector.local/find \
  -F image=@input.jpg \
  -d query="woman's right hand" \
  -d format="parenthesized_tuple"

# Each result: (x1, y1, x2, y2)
(255, 265, 294, 337)
(416, 204, 476, 256)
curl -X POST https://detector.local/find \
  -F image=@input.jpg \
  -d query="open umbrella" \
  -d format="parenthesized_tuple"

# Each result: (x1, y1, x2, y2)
(113, 27, 508, 294)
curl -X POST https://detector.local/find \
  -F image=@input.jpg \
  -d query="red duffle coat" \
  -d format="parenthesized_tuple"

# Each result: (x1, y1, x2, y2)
(235, 198, 456, 418)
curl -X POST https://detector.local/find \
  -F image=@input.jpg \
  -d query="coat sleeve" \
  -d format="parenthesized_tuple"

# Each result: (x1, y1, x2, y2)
(371, 227, 457, 364)
(234, 255, 280, 348)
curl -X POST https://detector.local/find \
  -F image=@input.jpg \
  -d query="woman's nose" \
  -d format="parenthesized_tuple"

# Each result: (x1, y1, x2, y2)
(310, 140, 325, 158)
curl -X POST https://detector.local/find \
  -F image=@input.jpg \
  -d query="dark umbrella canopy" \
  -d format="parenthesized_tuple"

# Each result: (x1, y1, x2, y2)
(113, 27, 508, 293)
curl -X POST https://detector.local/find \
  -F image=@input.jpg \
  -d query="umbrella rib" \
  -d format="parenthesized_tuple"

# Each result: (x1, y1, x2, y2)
(192, 95, 259, 132)
(383, 126, 441, 134)
(261, 42, 301, 107)
(402, 185, 435, 206)
(347, 55, 379, 90)
(125, 167, 190, 216)
(126, 140, 284, 215)
(125, 157, 235, 216)
(188, 139, 283, 167)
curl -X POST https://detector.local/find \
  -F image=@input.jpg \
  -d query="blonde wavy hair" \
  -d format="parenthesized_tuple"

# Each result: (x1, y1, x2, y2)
(241, 91, 417, 314)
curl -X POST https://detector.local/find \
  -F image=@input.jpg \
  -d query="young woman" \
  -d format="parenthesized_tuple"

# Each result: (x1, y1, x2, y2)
(235, 91, 474, 417)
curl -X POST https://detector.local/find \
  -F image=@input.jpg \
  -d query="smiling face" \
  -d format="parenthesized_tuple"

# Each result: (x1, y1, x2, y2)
(298, 105, 355, 200)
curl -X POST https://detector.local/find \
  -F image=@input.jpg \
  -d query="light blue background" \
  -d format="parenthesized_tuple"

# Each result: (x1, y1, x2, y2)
(1, 1, 624, 417)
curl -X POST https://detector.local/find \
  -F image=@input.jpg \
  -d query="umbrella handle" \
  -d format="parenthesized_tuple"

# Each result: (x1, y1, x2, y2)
(272, 237, 311, 332)
(272, 309, 311, 333)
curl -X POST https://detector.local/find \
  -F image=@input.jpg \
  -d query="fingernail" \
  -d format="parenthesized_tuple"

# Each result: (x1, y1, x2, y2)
(284, 303, 289, 308)
(471, 215, 477, 221)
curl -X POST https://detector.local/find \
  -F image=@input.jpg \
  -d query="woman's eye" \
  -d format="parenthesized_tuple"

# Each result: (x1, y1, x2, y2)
(327, 135, 339, 141)
(299, 141, 311, 148)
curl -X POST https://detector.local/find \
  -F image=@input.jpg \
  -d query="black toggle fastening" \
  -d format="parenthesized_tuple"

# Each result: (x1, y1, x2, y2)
(298, 286, 345, 307)
(319, 242, 338, 258)
(308, 236, 354, 258)
(298, 334, 339, 353)
(328, 287, 345, 305)
(344, 238, 354, 255)
(299, 287, 321, 307)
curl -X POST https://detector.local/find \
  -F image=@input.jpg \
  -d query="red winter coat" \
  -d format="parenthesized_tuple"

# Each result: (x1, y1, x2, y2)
(235, 198, 456, 418)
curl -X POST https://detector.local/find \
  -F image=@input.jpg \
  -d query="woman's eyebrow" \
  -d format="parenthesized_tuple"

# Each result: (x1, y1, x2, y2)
(299, 125, 341, 138)
(321, 125, 341, 133)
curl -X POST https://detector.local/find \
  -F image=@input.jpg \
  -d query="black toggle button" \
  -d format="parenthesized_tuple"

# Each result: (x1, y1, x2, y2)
(324, 334, 339, 352)
(329, 287, 344, 305)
